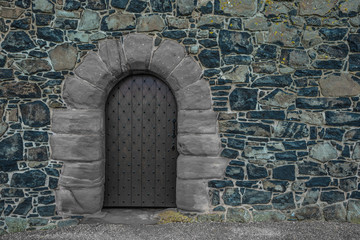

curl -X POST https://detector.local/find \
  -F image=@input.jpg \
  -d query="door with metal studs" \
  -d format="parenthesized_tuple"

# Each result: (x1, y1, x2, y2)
(104, 75, 178, 207)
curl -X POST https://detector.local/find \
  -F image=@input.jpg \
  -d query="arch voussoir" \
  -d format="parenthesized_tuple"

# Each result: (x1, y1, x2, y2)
(175, 79, 212, 110)
(123, 34, 154, 71)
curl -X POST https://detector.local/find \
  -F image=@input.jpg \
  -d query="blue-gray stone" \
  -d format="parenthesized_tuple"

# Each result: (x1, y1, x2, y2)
(161, 30, 186, 39)
(64, 0, 81, 10)
(223, 55, 252, 65)
(37, 27, 64, 42)
(15, 0, 31, 8)
(150, 0, 171, 12)
(198, 39, 217, 48)
(348, 34, 360, 52)
(320, 191, 345, 204)
(78, 44, 96, 50)
(242, 189, 272, 204)
(229, 160, 245, 166)
(0, 69, 13, 79)
(111, 0, 129, 8)
(317, 43, 349, 59)
(225, 166, 244, 180)
(208, 180, 233, 188)
(283, 141, 307, 150)
(200, 1, 213, 14)
(20, 101, 50, 127)
(0, 134, 23, 161)
(339, 177, 357, 192)
(1, 188, 24, 197)
(28, 218, 49, 226)
(305, 177, 331, 187)
(227, 138, 245, 150)
(297, 87, 318, 97)
(349, 54, 360, 71)
(213, 206, 225, 211)
(312, 60, 343, 69)
(275, 151, 297, 161)
(305, 17, 321, 26)
(229, 18, 242, 30)
(204, 69, 220, 77)
(350, 191, 360, 199)
(326, 160, 357, 178)
(235, 180, 257, 188)
(256, 44, 277, 59)
(296, 97, 351, 109)
(272, 192, 295, 210)
(325, 111, 360, 126)
(0, 172, 8, 184)
(35, 14, 54, 26)
(263, 180, 288, 192)
(0, 160, 18, 172)
(274, 121, 309, 139)
(251, 75, 293, 87)
(298, 161, 327, 176)
(49, 177, 58, 189)
(345, 129, 360, 141)
(177, 0, 196, 16)
(38, 195, 55, 205)
(221, 149, 239, 159)
(198, 49, 220, 68)
(273, 165, 295, 181)
(247, 164, 268, 180)
(87, 0, 107, 10)
(211, 190, 220, 205)
(1, 31, 36, 52)
(45, 168, 59, 177)
(54, 19, 78, 30)
(10, 18, 30, 30)
(223, 188, 241, 206)
(319, 28, 348, 41)
(246, 111, 285, 120)
(0, 55, 6, 67)
(29, 50, 48, 58)
(11, 170, 46, 188)
(219, 30, 253, 55)
(13, 197, 32, 215)
(126, 0, 147, 13)
(323, 128, 345, 141)
(220, 121, 271, 137)
(37, 205, 55, 217)
(28, 146, 48, 161)
(294, 69, 322, 77)
(229, 88, 257, 111)
(0, 200, 4, 215)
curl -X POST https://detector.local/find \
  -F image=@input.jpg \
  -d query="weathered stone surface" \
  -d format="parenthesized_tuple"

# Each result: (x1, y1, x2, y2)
(259, 89, 295, 108)
(244, 16, 268, 31)
(224, 66, 249, 83)
(63, 76, 106, 109)
(274, 121, 309, 139)
(11, 18, 31, 30)
(348, 34, 360, 52)
(67, 31, 89, 42)
(13, 197, 32, 215)
(151, 0, 171, 12)
(20, 101, 50, 127)
(263, 180, 288, 193)
(198, 16, 223, 29)
(310, 142, 338, 162)
(299, 111, 324, 126)
(319, 28, 348, 41)
(243, 146, 272, 160)
(78, 10, 100, 31)
(253, 211, 286, 222)
(5, 217, 27, 233)
(252, 75, 293, 88)
(226, 208, 251, 223)
(298, 161, 327, 176)
(325, 111, 360, 126)
(177, 0, 196, 16)
(16, 59, 51, 74)
(345, 129, 360, 141)
(295, 206, 322, 221)
(178, 155, 227, 179)
(272, 192, 295, 210)
(319, 73, 360, 97)
(32, 0, 54, 13)
(219, 30, 253, 55)
(101, 14, 136, 31)
(225, 166, 244, 180)
(353, 143, 360, 160)
(87, 0, 107, 10)
(326, 160, 357, 177)
(227, 138, 245, 150)
(223, 188, 241, 206)
(51, 134, 104, 161)
(347, 200, 360, 223)
(296, 98, 351, 110)
(340, 177, 357, 192)
(208, 180, 233, 188)
(222, 148, 241, 158)
(321, 191, 345, 204)
(198, 49, 220, 68)
(299, 0, 336, 16)
(1, 31, 35, 52)
(306, 177, 331, 187)
(52, 109, 103, 135)
(349, 54, 360, 71)
(255, 44, 277, 59)
(175, 79, 211, 110)
(242, 189, 271, 204)
(280, 49, 309, 70)
(28, 146, 48, 161)
(273, 165, 295, 181)
(302, 30, 322, 48)
(0, 82, 41, 98)
(177, 133, 222, 156)
(167, 56, 202, 91)
(123, 34, 154, 71)
(177, 179, 208, 212)
(37, 27, 63, 42)
(303, 188, 320, 206)
(137, 15, 165, 32)
(0, 7, 24, 19)
(268, 23, 299, 47)
(178, 110, 217, 134)
(219, 121, 271, 137)
(317, 43, 349, 59)
(247, 164, 268, 180)
(60, 160, 103, 187)
(49, 43, 77, 71)
(215, 0, 257, 17)
(98, 39, 127, 77)
(247, 111, 285, 120)
(167, 17, 189, 29)
(0, 133, 23, 161)
(11, 170, 46, 188)
(229, 88, 257, 111)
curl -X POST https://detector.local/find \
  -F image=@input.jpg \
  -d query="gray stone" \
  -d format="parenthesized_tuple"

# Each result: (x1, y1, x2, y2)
(60, 160, 103, 188)
(17, 59, 51, 74)
(150, 39, 186, 78)
(63, 76, 106, 109)
(268, 23, 299, 47)
(310, 142, 338, 162)
(263, 1, 293, 17)
(219, 0, 257, 17)
(78, 10, 100, 31)
(68, 31, 89, 42)
(137, 15, 165, 32)
(302, 30, 322, 49)
(167, 56, 202, 91)
(326, 161, 357, 177)
(0, 7, 24, 19)
(178, 110, 217, 134)
(224, 66, 249, 83)
(177, 0, 196, 16)
(177, 155, 227, 179)
(340, 177, 358, 192)
(259, 89, 296, 108)
(20, 101, 50, 127)
(177, 133, 222, 156)
(5, 217, 27, 233)
(52, 109, 103, 135)
(0, 133, 23, 161)
(0, 122, 7, 137)
(176, 179, 208, 212)
(280, 49, 309, 70)
(295, 206, 322, 221)
(263, 180, 288, 193)
(345, 129, 360, 141)
(75, 52, 115, 91)
(274, 121, 309, 139)
(175, 79, 211, 110)
(299, 0, 336, 16)
(242, 189, 272, 204)
(50, 134, 104, 161)
(56, 10, 81, 19)
(272, 192, 295, 210)
(303, 188, 320, 206)
(219, 121, 271, 137)
(347, 200, 360, 224)
(124, 34, 154, 71)
(244, 16, 268, 31)
(319, 73, 360, 97)
(323, 204, 346, 222)
(243, 146, 272, 160)
(90, 32, 106, 41)
(350, 15, 360, 27)
(198, 16, 223, 29)
(353, 143, 360, 160)
(1, 31, 36, 52)
(253, 211, 286, 222)
(223, 188, 241, 206)
(49, 43, 77, 71)
(32, 0, 54, 13)
(0, 82, 41, 98)
(27, 146, 48, 161)
(102, 14, 136, 31)
(98, 39, 128, 78)
(226, 208, 251, 223)
(167, 17, 189, 29)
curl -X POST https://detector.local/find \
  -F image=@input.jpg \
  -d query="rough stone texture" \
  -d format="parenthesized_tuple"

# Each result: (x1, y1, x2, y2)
(323, 204, 346, 222)
(49, 43, 77, 71)
(0, 82, 41, 98)
(137, 15, 165, 32)
(16, 59, 51, 74)
(216, 0, 257, 17)
(98, 39, 127, 78)
(1, 31, 35, 52)
(60, 161, 103, 188)
(101, 14, 136, 31)
(253, 211, 286, 222)
(78, 10, 100, 31)
(178, 110, 217, 134)
(310, 142, 338, 162)
(347, 200, 360, 223)
(319, 73, 360, 97)
(20, 101, 50, 127)
(175, 79, 212, 110)
(268, 23, 299, 47)
(177, 0, 196, 16)
(295, 205, 322, 221)
(176, 179, 209, 212)
(226, 208, 251, 223)
(177, 134, 222, 156)
(299, 0, 336, 16)
(124, 34, 154, 71)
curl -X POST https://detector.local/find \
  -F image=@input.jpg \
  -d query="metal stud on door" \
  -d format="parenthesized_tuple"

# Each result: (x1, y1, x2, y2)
(104, 75, 178, 207)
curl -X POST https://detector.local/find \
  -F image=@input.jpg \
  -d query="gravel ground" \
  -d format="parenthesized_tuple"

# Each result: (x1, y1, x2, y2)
(1, 221, 360, 240)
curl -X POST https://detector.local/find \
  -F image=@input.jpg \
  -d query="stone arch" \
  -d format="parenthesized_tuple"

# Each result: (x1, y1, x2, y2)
(50, 34, 227, 216)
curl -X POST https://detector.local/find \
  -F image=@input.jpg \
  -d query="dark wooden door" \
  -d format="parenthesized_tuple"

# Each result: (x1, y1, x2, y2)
(104, 75, 178, 207)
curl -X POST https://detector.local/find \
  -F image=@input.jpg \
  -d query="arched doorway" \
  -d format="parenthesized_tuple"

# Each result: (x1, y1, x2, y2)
(104, 75, 178, 207)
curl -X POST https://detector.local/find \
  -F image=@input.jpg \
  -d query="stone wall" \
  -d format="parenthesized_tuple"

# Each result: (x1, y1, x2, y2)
(0, 0, 360, 233)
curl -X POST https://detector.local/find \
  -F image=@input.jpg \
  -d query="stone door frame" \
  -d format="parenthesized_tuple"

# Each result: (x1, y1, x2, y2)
(50, 34, 227, 216)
